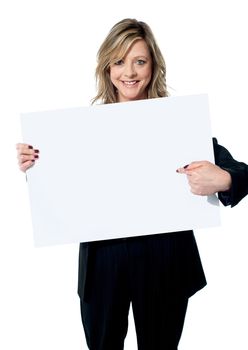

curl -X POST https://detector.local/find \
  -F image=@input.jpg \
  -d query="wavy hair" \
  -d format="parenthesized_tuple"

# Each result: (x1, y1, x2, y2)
(92, 18, 168, 104)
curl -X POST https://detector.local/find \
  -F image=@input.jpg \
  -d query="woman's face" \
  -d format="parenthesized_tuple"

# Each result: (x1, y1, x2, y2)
(110, 39, 152, 102)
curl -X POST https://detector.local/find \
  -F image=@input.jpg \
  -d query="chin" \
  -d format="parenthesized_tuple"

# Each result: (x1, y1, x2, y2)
(121, 91, 147, 102)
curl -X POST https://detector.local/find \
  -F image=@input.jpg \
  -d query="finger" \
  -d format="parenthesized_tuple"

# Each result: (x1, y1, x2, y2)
(177, 166, 199, 175)
(176, 162, 201, 173)
(19, 160, 35, 172)
(176, 167, 187, 174)
(18, 154, 39, 165)
(185, 161, 206, 170)
(16, 144, 34, 156)
(16, 143, 39, 156)
(16, 143, 33, 151)
(177, 160, 210, 174)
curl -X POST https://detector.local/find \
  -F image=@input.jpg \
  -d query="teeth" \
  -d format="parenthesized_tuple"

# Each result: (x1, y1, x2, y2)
(123, 81, 137, 85)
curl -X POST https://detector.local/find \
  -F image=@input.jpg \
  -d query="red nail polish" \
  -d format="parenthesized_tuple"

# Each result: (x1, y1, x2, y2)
(34, 155, 39, 159)
(34, 149, 39, 153)
(28, 145, 33, 149)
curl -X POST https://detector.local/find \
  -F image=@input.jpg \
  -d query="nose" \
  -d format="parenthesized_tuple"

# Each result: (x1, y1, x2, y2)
(124, 62, 137, 78)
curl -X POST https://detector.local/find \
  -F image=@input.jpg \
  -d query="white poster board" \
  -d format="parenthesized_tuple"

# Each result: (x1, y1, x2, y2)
(21, 95, 220, 246)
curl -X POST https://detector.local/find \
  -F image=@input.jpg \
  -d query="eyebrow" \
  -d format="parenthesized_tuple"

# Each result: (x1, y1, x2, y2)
(131, 55, 149, 59)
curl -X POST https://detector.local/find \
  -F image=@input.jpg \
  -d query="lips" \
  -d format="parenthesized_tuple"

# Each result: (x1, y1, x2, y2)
(122, 80, 140, 86)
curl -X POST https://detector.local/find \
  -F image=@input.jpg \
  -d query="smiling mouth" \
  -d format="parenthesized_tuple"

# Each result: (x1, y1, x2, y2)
(122, 80, 140, 86)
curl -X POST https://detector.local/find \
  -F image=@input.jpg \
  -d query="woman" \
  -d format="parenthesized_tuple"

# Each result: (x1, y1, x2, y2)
(16, 18, 248, 350)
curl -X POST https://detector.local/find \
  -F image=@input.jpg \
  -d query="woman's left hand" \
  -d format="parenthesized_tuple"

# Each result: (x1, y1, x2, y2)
(176, 161, 232, 196)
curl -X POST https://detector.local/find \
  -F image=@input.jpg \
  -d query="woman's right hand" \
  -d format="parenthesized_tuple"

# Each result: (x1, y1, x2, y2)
(16, 143, 39, 172)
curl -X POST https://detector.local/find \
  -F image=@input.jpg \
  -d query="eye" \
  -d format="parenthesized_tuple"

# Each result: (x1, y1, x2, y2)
(136, 59, 146, 65)
(114, 59, 124, 65)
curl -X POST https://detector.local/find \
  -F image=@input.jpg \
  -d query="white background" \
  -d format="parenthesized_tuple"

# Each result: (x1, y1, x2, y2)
(0, 0, 247, 349)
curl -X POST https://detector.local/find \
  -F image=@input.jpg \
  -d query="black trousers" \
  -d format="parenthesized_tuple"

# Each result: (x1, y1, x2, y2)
(80, 235, 189, 350)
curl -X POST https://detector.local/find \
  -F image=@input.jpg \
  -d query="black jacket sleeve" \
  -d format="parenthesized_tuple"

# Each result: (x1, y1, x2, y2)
(213, 138, 248, 207)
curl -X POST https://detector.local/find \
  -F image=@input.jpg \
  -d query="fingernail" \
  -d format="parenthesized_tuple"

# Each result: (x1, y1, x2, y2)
(34, 149, 39, 153)
(184, 164, 189, 169)
(176, 169, 179, 173)
(34, 155, 39, 159)
(28, 145, 33, 149)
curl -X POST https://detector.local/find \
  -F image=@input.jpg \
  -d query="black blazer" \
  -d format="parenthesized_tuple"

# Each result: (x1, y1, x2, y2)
(78, 138, 248, 301)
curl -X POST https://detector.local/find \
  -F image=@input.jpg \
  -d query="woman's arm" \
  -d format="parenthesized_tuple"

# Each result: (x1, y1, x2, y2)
(212, 138, 248, 207)
(177, 138, 248, 207)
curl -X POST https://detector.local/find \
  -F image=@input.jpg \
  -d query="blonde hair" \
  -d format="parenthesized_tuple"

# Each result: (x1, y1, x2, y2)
(92, 18, 168, 104)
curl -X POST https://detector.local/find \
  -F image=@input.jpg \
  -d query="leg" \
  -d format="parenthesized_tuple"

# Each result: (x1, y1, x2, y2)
(79, 240, 131, 350)
(132, 294, 188, 350)
(127, 234, 190, 350)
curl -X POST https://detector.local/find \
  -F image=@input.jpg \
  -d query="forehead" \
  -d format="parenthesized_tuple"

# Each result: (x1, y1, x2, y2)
(124, 39, 151, 58)
(111, 38, 151, 61)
